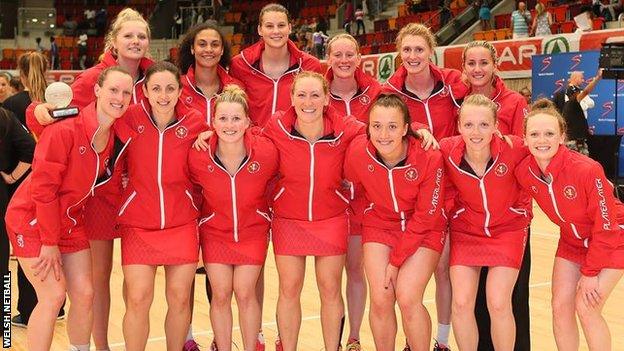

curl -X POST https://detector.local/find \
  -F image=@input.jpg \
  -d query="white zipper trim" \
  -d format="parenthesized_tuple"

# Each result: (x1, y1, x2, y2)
(256, 209, 271, 222)
(448, 155, 499, 237)
(423, 100, 434, 134)
(94, 137, 132, 189)
(272, 80, 279, 115)
(364, 203, 374, 213)
(186, 75, 214, 126)
(29, 218, 37, 226)
(334, 189, 350, 204)
(509, 207, 527, 217)
(452, 207, 465, 219)
(198, 212, 215, 226)
(273, 187, 285, 201)
(185, 190, 198, 211)
(133, 76, 146, 104)
(308, 143, 315, 221)
(364, 147, 411, 215)
(400, 211, 406, 231)
(118, 191, 137, 216)
(65, 125, 102, 232)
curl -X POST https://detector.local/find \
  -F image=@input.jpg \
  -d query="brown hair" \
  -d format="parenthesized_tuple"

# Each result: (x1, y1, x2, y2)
(326, 33, 360, 56)
(458, 94, 498, 122)
(291, 71, 329, 96)
(17, 52, 48, 102)
(144, 61, 181, 88)
(96, 66, 132, 87)
(369, 93, 417, 138)
(102, 8, 151, 60)
(214, 84, 249, 117)
(259, 3, 290, 24)
(396, 23, 436, 51)
(524, 98, 567, 136)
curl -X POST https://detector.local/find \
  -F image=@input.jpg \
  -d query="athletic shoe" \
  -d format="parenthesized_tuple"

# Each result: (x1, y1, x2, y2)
(275, 338, 283, 351)
(256, 331, 265, 351)
(345, 338, 361, 351)
(433, 340, 451, 351)
(183, 339, 201, 351)
(10, 315, 27, 328)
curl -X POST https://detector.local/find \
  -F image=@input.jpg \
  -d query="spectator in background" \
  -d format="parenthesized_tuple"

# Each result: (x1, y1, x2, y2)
(62, 14, 78, 36)
(9, 77, 23, 95)
(355, 6, 366, 35)
(478, 0, 491, 30)
(520, 86, 532, 104)
(532, 2, 552, 36)
(317, 15, 328, 35)
(77, 34, 88, 70)
(510, 1, 531, 38)
(312, 30, 329, 58)
(344, 0, 354, 33)
(0, 73, 11, 105)
(49, 36, 59, 70)
(35, 37, 44, 52)
(440, 0, 452, 26)
(95, 9, 107, 36)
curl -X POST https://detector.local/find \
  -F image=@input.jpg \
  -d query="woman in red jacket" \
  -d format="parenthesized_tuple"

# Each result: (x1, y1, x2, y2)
(263, 71, 364, 351)
(117, 62, 205, 351)
(440, 94, 531, 350)
(325, 33, 382, 350)
(27, 8, 154, 350)
(382, 23, 459, 350)
(344, 94, 446, 351)
(453, 40, 532, 351)
(188, 85, 279, 351)
(229, 3, 322, 127)
(5, 67, 134, 351)
(516, 100, 624, 350)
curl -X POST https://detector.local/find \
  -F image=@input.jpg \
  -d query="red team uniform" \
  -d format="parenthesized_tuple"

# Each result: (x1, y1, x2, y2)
(515, 147, 624, 276)
(440, 135, 532, 268)
(6, 103, 117, 257)
(229, 40, 322, 127)
(188, 129, 279, 265)
(382, 63, 462, 139)
(115, 101, 205, 265)
(344, 134, 447, 267)
(180, 65, 244, 125)
(262, 106, 364, 256)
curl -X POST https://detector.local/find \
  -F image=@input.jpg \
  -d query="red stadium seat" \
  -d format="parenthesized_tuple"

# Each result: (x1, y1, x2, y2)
(550, 23, 559, 34)
(494, 14, 509, 30)
(552, 5, 568, 23)
(559, 21, 575, 33)
(592, 17, 605, 30)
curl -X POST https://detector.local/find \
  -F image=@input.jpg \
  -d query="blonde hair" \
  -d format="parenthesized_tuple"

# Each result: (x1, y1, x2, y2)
(458, 94, 498, 122)
(291, 71, 329, 96)
(17, 52, 48, 102)
(215, 84, 249, 117)
(326, 33, 360, 56)
(524, 98, 567, 136)
(259, 3, 290, 24)
(462, 40, 498, 65)
(396, 23, 436, 51)
(101, 8, 151, 60)
(536, 3, 545, 17)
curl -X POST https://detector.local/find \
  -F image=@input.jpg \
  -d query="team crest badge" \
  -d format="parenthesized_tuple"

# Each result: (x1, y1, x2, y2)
(495, 163, 508, 177)
(16, 234, 24, 248)
(359, 94, 371, 105)
(368, 164, 374, 172)
(79, 146, 87, 155)
(175, 126, 188, 139)
(137, 125, 145, 134)
(248, 161, 260, 173)
(404, 168, 418, 181)
(563, 185, 577, 199)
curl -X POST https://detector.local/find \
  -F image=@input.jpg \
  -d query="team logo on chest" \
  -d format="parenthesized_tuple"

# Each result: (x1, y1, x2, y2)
(494, 163, 508, 177)
(563, 185, 577, 199)
(78, 146, 87, 155)
(367, 164, 375, 172)
(404, 168, 418, 181)
(359, 94, 371, 105)
(248, 161, 260, 174)
(175, 126, 188, 139)
(137, 125, 145, 134)
(186, 96, 193, 104)
(16, 234, 24, 248)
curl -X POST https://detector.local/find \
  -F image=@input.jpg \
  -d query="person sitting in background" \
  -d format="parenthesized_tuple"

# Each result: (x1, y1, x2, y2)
(520, 86, 531, 104)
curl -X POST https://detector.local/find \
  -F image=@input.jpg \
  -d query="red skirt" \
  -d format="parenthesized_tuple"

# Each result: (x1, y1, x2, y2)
(272, 214, 349, 256)
(449, 228, 528, 269)
(84, 193, 121, 241)
(201, 232, 268, 266)
(120, 222, 199, 265)
(556, 238, 624, 269)
(362, 226, 445, 254)
(7, 224, 90, 258)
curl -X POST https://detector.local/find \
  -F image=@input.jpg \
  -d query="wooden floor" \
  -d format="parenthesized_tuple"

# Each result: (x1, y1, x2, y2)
(7, 204, 624, 350)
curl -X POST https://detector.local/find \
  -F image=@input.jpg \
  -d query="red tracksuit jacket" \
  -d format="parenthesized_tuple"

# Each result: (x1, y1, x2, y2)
(440, 135, 532, 237)
(115, 100, 206, 230)
(450, 76, 528, 137)
(26, 51, 153, 137)
(6, 103, 117, 244)
(229, 40, 322, 127)
(180, 65, 244, 126)
(515, 146, 624, 276)
(263, 106, 365, 221)
(188, 128, 279, 242)
(326, 68, 382, 123)
(344, 134, 447, 267)
(382, 63, 462, 139)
